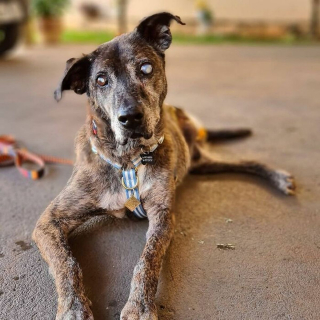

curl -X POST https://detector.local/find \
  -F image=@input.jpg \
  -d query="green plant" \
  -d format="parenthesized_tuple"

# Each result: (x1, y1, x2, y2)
(31, 0, 69, 17)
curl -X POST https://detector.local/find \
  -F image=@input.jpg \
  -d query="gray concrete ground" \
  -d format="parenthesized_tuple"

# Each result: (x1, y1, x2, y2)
(0, 44, 320, 320)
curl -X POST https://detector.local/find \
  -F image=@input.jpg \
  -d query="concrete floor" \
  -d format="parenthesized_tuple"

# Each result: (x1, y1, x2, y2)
(0, 44, 320, 320)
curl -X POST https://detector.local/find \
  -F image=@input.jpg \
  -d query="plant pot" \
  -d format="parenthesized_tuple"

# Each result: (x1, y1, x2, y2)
(38, 17, 63, 44)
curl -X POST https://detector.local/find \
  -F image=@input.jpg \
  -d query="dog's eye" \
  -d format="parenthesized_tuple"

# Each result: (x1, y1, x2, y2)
(141, 63, 153, 75)
(96, 76, 108, 86)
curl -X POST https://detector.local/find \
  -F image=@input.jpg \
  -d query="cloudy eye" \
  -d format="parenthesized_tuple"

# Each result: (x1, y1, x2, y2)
(96, 75, 108, 86)
(141, 63, 153, 75)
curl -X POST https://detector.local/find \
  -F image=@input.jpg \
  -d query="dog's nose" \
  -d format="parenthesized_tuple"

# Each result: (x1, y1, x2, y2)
(118, 104, 144, 130)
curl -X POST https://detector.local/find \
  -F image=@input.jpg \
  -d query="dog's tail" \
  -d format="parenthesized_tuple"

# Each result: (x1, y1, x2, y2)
(205, 128, 252, 142)
(186, 111, 252, 143)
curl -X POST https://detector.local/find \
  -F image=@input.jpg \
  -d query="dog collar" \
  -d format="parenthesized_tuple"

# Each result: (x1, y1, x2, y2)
(90, 135, 164, 219)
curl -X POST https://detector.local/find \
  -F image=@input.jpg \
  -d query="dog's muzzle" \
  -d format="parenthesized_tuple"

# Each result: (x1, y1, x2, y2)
(118, 107, 153, 140)
(118, 102, 144, 131)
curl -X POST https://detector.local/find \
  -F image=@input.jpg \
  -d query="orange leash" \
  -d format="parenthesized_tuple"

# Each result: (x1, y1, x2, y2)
(0, 135, 73, 180)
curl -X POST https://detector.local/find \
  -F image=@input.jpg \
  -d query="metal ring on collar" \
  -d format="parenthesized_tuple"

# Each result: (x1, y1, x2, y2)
(121, 176, 139, 190)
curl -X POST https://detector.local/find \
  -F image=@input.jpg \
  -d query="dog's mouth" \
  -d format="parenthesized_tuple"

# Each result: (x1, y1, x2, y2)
(130, 131, 153, 140)
(130, 132, 143, 139)
(119, 130, 153, 145)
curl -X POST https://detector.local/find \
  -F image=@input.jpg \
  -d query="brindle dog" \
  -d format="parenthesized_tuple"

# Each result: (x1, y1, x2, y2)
(32, 12, 295, 320)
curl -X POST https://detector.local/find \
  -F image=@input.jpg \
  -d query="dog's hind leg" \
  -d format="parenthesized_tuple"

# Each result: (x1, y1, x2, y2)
(190, 150, 295, 195)
(32, 176, 100, 320)
(206, 128, 252, 142)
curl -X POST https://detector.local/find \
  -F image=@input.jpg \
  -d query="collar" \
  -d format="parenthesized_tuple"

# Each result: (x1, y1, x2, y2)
(90, 135, 164, 170)
(141, 135, 164, 153)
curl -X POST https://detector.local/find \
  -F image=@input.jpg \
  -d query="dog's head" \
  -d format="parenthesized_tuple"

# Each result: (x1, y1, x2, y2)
(55, 12, 185, 145)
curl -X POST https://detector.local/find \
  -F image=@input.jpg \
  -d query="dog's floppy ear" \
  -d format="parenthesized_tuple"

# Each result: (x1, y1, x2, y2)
(54, 55, 91, 102)
(136, 12, 185, 53)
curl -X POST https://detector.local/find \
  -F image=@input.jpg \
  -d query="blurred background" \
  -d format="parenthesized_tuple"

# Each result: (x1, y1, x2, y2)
(1, 1, 320, 320)
(1, 0, 320, 51)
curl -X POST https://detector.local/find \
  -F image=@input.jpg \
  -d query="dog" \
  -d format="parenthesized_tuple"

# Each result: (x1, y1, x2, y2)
(32, 12, 295, 320)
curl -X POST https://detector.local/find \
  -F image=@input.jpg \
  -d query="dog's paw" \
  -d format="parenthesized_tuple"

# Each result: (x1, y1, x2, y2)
(273, 170, 296, 195)
(56, 300, 94, 320)
(120, 300, 158, 320)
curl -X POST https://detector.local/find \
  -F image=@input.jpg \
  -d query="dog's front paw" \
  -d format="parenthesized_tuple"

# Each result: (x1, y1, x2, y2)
(120, 300, 158, 320)
(273, 170, 296, 195)
(56, 299, 94, 320)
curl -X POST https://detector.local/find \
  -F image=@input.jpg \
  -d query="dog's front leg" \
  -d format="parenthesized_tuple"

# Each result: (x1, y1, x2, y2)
(32, 179, 98, 320)
(121, 192, 175, 320)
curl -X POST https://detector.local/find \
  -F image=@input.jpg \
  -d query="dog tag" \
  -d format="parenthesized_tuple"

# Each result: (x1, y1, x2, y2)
(125, 194, 141, 212)
(140, 152, 155, 165)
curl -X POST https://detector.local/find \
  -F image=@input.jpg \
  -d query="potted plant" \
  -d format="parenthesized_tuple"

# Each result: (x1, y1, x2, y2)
(31, 0, 69, 44)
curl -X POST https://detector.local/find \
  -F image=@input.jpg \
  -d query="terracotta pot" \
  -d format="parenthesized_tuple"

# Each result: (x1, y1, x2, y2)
(38, 17, 63, 44)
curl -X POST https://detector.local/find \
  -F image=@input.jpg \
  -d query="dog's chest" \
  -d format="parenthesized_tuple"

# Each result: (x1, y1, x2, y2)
(98, 165, 152, 212)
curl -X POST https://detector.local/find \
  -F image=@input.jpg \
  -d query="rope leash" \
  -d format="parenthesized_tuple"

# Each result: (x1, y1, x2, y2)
(0, 135, 73, 180)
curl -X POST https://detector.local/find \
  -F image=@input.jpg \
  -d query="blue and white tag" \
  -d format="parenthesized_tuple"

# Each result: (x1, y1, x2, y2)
(122, 167, 147, 219)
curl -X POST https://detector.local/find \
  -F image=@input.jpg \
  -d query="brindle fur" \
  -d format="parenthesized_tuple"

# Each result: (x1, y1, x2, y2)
(32, 12, 295, 320)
